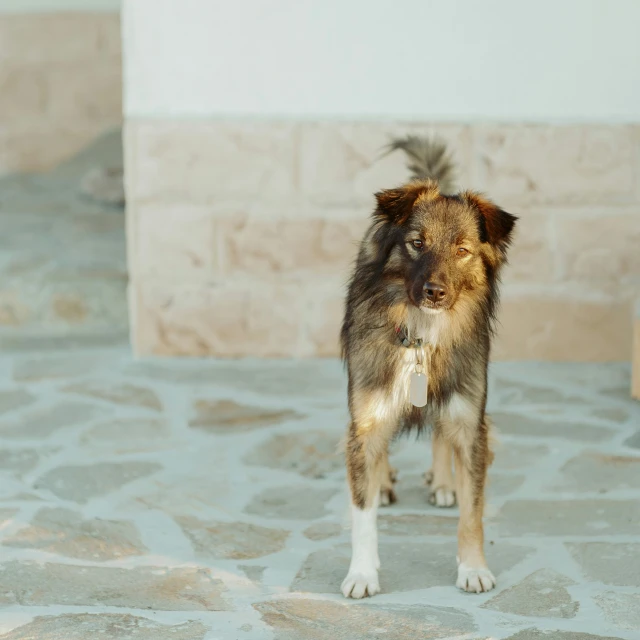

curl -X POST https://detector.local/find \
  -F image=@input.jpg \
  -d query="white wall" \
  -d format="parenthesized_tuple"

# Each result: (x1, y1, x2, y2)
(0, 0, 119, 11)
(124, 0, 640, 122)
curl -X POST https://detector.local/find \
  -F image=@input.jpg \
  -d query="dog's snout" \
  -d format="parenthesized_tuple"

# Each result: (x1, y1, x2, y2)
(423, 282, 447, 303)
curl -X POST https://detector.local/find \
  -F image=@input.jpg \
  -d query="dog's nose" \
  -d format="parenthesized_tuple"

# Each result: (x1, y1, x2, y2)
(423, 282, 447, 303)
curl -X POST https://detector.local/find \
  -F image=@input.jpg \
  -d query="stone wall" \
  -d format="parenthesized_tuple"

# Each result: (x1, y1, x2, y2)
(125, 121, 640, 361)
(0, 12, 122, 176)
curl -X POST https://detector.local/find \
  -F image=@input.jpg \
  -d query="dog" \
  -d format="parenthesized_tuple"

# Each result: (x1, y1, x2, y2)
(340, 136, 516, 598)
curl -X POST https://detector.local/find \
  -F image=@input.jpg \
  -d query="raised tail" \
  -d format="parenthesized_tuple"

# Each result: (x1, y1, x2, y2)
(387, 135, 457, 194)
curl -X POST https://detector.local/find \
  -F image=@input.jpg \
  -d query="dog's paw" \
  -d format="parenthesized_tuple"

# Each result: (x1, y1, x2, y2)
(341, 571, 380, 599)
(423, 469, 434, 485)
(428, 485, 456, 508)
(456, 564, 495, 593)
(379, 486, 397, 507)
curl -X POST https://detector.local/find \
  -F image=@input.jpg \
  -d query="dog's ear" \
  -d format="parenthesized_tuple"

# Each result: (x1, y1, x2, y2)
(374, 181, 438, 225)
(463, 192, 517, 253)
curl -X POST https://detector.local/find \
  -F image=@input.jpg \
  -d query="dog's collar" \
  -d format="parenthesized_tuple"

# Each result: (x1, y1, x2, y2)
(395, 326, 424, 349)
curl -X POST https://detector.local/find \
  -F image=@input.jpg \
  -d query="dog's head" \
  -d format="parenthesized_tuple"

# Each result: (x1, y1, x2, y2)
(369, 180, 517, 313)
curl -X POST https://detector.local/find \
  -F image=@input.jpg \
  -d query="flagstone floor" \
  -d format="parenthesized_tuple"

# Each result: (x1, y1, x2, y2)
(0, 347, 637, 639)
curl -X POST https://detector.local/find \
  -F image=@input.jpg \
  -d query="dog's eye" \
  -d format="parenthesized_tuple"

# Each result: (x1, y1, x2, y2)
(412, 239, 424, 249)
(456, 247, 469, 256)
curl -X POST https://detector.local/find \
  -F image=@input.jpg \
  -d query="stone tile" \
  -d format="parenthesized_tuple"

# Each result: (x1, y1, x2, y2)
(3, 507, 146, 561)
(189, 399, 302, 434)
(590, 407, 630, 423)
(0, 448, 48, 477)
(492, 443, 550, 471)
(377, 514, 458, 537)
(503, 631, 624, 640)
(624, 431, 640, 449)
(492, 412, 612, 442)
(0, 561, 231, 611)
(488, 474, 526, 498)
(494, 297, 632, 361)
(0, 402, 99, 439)
(176, 516, 289, 560)
(303, 522, 343, 541)
(482, 569, 578, 618)
(594, 591, 640, 631)
(34, 461, 162, 503)
(557, 213, 640, 286)
(498, 500, 640, 536)
(13, 353, 114, 382)
(128, 358, 345, 397)
(244, 485, 336, 520)
(239, 565, 266, 583)
(555, 452, 640, 492)
(567, 542, 640, 587)
(475, 124, 637, 206)
(0, 614, 207, 640)
(128, 121, 298, 205)
(254, 597, 476, 640)
(496, 379, 583, 404)
(62, 381, 162, 412)
(0, 389, 35, 416)
(219, 217, 368, 275)
(244, 431, 343, 479)
(291, 541, 532, 593)
(79, 417, 172, 454)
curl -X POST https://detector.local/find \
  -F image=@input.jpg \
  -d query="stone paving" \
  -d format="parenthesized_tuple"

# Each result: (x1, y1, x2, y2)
(0, 348, 637, 639)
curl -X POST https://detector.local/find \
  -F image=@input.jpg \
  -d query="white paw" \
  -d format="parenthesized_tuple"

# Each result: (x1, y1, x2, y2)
(456, 564, 496, 593)
(341, 571, 380, 598)
(428, 485, 456, 508)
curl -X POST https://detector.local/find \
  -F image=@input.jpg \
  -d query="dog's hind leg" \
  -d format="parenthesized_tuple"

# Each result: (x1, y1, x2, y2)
(426, 429, 456, 507)
(342, 416, 394, 599)
(378, 444, 397, 506)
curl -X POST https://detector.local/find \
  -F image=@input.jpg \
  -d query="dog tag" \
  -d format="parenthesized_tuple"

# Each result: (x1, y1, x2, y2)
(410, 371, 428, 407)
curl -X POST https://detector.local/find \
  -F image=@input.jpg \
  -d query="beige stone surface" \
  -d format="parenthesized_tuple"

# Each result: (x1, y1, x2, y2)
(135, 205, 217, 278)
(555, 211, 640, 286)
(0, 13, 121, 64)
(3, 507, 147, 561)
(0, 614, 208, 640)
(126, 120, 640, 360)
(0, 562, 231, 611)
(131, 279, 306, 357)
(494, 296, 632, 361)
(0, 13, 122, 175)
(219, 217, 368, 275)
(474, 124, 638, 206)
(127, 120, 298, 205)
(633, 310, 640, 400)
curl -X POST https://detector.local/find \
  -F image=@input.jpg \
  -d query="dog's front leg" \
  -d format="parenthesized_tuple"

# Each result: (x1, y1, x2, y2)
(441, 395, 495, 593)
(341, 420, 391, 598)
(453, 412, 495, 593)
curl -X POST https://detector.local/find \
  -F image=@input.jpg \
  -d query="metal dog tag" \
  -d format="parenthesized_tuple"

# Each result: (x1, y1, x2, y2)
(410, 371, 428, 407)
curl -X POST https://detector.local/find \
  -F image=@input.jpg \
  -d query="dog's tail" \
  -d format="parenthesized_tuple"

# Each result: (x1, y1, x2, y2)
(387, 136, 457, 194)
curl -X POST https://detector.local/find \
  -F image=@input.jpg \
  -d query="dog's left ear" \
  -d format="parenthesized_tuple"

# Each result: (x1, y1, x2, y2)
(463, 192, 517, 254)
(374, 181, 438, 225)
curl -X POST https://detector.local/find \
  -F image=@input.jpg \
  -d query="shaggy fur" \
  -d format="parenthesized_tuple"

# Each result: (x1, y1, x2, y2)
(340, 136, 516, 598)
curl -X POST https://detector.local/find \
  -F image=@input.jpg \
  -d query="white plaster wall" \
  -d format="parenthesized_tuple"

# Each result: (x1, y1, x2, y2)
(123, 0, 640, 122)
(0, 0, 119, 11)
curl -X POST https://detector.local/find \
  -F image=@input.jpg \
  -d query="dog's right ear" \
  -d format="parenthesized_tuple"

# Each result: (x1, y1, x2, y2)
(374, 181, 438, 225)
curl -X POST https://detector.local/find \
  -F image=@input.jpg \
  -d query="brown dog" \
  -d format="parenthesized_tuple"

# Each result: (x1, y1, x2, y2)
(340, 137, 516, 598)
